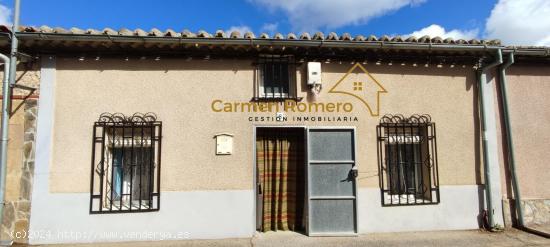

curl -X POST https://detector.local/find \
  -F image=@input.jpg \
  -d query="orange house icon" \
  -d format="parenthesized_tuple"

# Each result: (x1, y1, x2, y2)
(328, 63, 387, 116)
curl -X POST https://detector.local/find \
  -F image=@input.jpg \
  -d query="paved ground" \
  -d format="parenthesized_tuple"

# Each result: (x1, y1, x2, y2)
(530, 224, 550, 237)
(17, 228, 550, 247)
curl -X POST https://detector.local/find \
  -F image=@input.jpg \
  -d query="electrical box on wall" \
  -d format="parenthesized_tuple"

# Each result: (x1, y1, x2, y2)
(307, 62, 322, 85)
(214, 133, 233, 155)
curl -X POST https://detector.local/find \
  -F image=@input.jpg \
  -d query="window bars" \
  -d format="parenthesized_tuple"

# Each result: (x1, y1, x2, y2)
(254, 55, 297, 100)
(90, 112, 162, 213)
(377, 114, 440, 206)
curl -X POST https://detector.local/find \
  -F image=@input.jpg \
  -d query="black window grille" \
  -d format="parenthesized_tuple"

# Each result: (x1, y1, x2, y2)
(90, 112, 162, 213)
(377, 114, 440, 206)
(254, 55, 297, 100)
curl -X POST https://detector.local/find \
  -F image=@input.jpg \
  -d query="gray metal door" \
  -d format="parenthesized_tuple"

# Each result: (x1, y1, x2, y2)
(307, 128, 357, 236)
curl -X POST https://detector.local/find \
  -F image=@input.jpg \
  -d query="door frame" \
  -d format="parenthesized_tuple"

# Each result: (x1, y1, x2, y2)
(252, 125, 359, 236)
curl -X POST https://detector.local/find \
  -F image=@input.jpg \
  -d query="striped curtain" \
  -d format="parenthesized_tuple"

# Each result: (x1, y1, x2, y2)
(257, 129, 304, 232)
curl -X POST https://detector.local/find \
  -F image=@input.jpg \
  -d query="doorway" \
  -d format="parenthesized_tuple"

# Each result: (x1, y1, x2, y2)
(256, 127, 306, 233)
(255, 126, 358, 236)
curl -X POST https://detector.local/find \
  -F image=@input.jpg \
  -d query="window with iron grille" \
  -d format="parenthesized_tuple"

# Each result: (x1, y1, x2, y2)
(377, 114, 440, 206)
(90, 113, 162, 213)
(254, 55, 297, 100)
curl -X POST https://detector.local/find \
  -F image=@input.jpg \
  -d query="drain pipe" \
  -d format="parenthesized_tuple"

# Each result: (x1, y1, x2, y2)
(477, 49, 503, 230)
(498, 52, 524, 227)
(0, 1, 20, 245)
(8, 0, 20, 88)
(0, 53, 10, 241)
(499, 53, 550, 238)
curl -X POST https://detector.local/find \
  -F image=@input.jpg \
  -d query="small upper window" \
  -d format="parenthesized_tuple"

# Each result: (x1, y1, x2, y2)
(90, 113, 162, 213)
(377, 114, 440, 206)
(254, 55, 297, 100)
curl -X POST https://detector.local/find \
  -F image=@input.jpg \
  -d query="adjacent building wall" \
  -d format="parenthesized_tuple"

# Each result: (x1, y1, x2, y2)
(0, 64, 40, 243)
(498, 64, 550, 227)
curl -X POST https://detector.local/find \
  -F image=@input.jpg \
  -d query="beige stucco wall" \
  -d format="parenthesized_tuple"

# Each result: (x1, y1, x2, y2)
(2, 99, 24, 202)
(50, 57, 481, 193)
(0, 66, 41, 96)
(497, 64, 550, 200)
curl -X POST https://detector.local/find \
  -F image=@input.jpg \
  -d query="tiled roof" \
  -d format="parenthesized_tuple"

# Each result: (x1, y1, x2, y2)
(16, 25, 502, 46)
(1, 26, 549, 60)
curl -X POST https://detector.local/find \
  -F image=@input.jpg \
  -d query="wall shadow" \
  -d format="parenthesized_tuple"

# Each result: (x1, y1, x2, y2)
(471, 70, 486, 228)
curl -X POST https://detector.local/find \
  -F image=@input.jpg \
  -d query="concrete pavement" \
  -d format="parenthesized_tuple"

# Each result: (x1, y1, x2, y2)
(19, 228, 550, 247)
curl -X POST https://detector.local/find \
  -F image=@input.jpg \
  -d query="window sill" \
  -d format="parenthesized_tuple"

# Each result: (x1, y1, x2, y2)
(109, 201, 152, 210)
(251, 96, 303, 102)
(382, 194, 437, 206)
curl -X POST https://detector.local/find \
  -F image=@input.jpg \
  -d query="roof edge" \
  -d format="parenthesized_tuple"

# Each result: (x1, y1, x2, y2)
(1, 29, 549, 57)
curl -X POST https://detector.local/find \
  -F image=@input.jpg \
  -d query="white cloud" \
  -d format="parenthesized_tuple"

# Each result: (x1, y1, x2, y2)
(250, 0, 426, 32)
(406, 24, 479, 40)
(260, 23, 278, 34)
(0, 4, 12, 26)
(225, 25, 253, 36)
(485, 0, 550, 45)
(535, 35, 550, 46)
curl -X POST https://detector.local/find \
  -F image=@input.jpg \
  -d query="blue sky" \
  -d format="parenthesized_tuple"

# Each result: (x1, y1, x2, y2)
(0, 0, 548, 45)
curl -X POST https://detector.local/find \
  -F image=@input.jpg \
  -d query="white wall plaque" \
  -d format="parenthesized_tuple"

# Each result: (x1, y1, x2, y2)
(214, 133, 234, 155)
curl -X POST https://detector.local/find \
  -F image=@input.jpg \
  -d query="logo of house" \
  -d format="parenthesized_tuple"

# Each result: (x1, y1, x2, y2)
(328, 63, 387, 116)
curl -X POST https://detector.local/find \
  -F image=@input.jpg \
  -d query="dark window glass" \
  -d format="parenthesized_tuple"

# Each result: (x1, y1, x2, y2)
(111, 147, 152, 208)
(256, 55, 295, 99)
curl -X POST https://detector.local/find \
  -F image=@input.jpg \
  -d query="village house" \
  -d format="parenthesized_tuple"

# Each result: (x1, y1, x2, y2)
(0, 26, 548, 244)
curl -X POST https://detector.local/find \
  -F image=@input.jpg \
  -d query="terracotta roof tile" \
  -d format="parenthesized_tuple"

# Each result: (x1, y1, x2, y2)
(340, 33, 352, 41)
(366, 35, 376, 41)
(148, 28, 163, 36)
(165, 29, 179, 37)
(134, 28, 147, 36)
(85, 28, 101, 35)
(327, 32, 338, 41)
(39, 25, 53, 33)
(181, 29, 195, 38)
(23, 26, 37, 32)
(469, 39, 481, 45)
(197, 30, 211, 38)
(405, 36, 417, 42)
(229, 31, 240, 38)
(431, 36, 443, 43)
(312, 32, 324, 40)
(54, 27, 70, 34)
(243, 31, 255, 39)
(215, 30, 225, 38)
(69, 27, 85, 34)
(300, 32, 311, 40)
(354, 35, 366, 41)
(102, 28, 117, 35)
(391, 36, 404, 42)
(418, 35, 430, 43)
(118, 28, 133, 36)
(380, 35, 391, 42)
(455, 39, 466, 44)
(12, 25, 544, 48)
